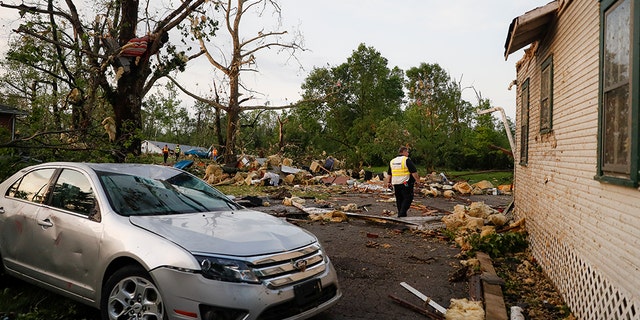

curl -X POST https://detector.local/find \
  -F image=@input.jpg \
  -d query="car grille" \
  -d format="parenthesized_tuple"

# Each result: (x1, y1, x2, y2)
(249, 242, 327, 289)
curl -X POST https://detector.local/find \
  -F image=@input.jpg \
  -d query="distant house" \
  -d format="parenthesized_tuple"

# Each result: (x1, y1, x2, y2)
(505, 1, 639, 319)
(141, 140, 166, 154)
(141, 140, 208, 156)
(0, 104, 26, 142)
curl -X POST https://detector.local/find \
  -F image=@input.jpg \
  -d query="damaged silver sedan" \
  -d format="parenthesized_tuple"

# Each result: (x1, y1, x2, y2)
(0, 162, 341, 320)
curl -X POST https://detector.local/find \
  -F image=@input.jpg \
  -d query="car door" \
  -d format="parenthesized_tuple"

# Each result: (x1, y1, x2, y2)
(30, 168, 103, 299)
(0, 168, 56, 275)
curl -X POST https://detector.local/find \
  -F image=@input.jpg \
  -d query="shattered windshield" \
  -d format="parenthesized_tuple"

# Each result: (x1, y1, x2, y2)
(98, 171, 240, 216)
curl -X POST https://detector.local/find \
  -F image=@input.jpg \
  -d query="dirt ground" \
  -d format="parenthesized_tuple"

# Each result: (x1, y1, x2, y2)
(245, 186, 516, 319)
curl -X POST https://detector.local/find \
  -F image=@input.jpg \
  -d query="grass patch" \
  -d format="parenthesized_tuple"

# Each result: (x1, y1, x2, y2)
(443, 170, 513, 186)
(360, 167, 513, 186)
(467, 232, 529, 258)
(0, 274, 99, 319)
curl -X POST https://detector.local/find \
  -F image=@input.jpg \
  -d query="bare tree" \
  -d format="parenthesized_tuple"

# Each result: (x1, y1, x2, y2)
(169, 0, 305, 163)
(1, 0, 210, 161)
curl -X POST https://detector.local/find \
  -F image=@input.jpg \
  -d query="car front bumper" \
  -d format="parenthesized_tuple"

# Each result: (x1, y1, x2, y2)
(151, 260, 342, 320)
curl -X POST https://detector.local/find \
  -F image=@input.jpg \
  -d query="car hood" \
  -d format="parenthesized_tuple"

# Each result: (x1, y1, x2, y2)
(129, 209, 316, 256)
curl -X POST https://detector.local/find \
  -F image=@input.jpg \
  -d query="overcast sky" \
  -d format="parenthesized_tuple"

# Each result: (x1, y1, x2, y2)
(177, 0, 552, 120)
(1, 1, 552, 120)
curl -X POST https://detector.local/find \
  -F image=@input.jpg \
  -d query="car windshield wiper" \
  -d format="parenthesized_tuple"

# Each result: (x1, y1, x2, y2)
(155, 180, 211, 212)
(199, 189, 241, 210)
(163, 173, 242, 210)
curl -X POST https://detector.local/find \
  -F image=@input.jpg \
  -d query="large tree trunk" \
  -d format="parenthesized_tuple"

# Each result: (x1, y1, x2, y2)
(111, 69, 147, 162)
(107, 0, 150, 162)
(223, 68, 241, 164)
(224, 105, 240, 164)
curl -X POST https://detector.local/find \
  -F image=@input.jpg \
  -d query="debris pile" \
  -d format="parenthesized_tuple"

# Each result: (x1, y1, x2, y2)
(194, 155, 513, 213)
(421, 172, 512, 198)
(441, 202, 524, 252)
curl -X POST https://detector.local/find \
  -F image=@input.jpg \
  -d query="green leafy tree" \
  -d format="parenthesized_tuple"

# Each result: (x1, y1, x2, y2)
(287, 44, 404, 167)
(190, 100, 223, 149)
(404, 63, 474, 169)
(1, 0, 210, 162)
(0, 35, 112, 164)
(282, 67, 338, 157)
(142, 82, 184, 141)
(467, 98, 514, 169)
(235, 109, 279, 156)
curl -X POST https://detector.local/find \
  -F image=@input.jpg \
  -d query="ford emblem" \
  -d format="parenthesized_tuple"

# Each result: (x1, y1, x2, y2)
(292, 259, 308, 271)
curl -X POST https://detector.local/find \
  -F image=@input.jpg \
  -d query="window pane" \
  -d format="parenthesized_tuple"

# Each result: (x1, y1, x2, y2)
(540, 62, 552, 131)
(540, 99, 550, 130)
(520, 81, 530, 164)
(604, 0, 630, 88)
(603, 85, 630, 172)
(541, 66, 550, 97)
(9, 169, 56, 203)
(50, 169, 96, 215)
(520, 125, 528, 162)
(602, 0, 631, 176)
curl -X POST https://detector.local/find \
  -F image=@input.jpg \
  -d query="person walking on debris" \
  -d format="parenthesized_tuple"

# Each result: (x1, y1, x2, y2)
(385, 146, 420, 217)
(162, 144, 169, 164)
(175, 144, 181, 161)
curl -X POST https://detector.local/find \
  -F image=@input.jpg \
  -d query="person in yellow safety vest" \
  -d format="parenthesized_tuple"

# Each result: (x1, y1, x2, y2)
(175, 144, 181, 161)
(385, 146, 420, 217)
(162, 145, 169, 164)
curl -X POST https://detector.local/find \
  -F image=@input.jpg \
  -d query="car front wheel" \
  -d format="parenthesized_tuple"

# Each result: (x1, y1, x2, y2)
(101, 265, 166, 320)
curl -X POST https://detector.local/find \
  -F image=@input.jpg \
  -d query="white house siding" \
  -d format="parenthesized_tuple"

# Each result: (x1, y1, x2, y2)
(513, 1, 640, 319)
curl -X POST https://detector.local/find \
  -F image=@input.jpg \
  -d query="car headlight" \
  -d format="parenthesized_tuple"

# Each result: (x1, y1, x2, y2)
(194, 255, 260, 284)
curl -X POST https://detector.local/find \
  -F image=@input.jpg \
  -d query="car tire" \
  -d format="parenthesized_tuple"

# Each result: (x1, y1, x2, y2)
(101, 265, 166, 320)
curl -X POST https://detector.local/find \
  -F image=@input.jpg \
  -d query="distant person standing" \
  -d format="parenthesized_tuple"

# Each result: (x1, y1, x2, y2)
(175, 144, 181, 161)
(385, 146, 420, 217)
(162, 144, 169, 164)
(212, 147, 218, 162)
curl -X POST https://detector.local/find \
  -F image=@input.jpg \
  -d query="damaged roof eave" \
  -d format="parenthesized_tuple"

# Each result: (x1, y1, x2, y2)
(504, 1, 559, 60)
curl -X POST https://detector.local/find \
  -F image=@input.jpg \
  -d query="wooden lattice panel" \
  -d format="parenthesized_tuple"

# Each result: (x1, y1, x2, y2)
(527, 221, 639, 320)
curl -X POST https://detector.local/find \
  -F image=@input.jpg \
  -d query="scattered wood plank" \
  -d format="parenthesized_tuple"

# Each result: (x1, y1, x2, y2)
(400, 282, 448, 315)
(476, 252, 508, 320)
(287, 202, 446, 230)
(344, 212, 422, 226)
(469, 274, 483, 302)
(388, 295, 445, 319)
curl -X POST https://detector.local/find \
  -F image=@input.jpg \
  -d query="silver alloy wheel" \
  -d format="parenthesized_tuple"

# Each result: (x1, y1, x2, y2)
(106, 275, 165, 320)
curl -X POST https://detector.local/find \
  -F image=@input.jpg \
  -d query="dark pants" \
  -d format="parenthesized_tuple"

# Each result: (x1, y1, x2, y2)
(393, 183, 414, 217)
(163, 153, 168, 163)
